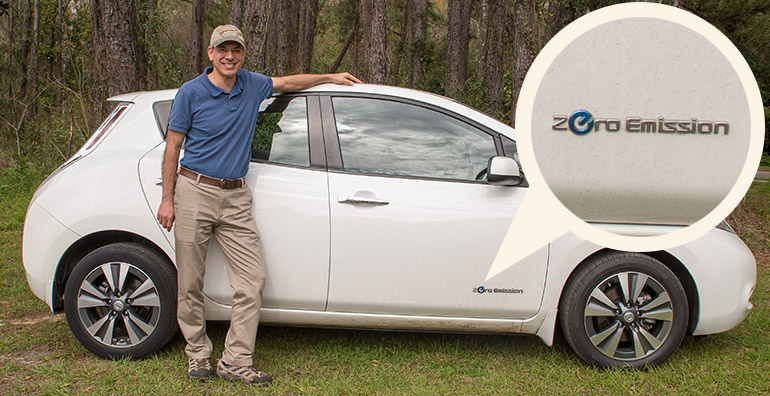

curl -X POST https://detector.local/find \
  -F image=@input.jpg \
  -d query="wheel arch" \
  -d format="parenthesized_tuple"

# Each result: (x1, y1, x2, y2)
(558, 248, 699, 334)
(51, 231, 174, 312)
(645, 250, 699, 334)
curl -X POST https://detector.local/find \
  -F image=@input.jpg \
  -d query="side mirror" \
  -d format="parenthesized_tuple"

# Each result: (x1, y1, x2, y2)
(487, 156, 523, 186)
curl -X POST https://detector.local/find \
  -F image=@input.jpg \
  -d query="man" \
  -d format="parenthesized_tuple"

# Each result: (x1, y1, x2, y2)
(156, 24, 361, 386)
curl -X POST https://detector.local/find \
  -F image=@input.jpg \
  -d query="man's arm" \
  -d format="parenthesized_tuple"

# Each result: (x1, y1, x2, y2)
(157, 129, 185, 232)
(271, 72, 362, 92)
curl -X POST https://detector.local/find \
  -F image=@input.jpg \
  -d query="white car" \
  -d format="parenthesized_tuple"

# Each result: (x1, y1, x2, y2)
(22, 84, 756, 368)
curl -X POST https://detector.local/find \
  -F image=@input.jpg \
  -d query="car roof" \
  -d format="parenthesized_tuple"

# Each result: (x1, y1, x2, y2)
(109, 84, 453, 104)
(107, 84, 516, 139)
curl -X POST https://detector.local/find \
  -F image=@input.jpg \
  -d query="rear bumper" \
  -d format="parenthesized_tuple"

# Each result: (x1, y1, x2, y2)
(22, 202, 79, 311)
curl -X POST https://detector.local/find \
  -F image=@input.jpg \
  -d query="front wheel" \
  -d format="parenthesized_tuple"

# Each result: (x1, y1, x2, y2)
(559, 252, 689, 368)
(64, 243, 177, 359)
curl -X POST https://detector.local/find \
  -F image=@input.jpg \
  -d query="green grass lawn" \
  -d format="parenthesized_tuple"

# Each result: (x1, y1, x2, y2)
(1, 170, 768, 395)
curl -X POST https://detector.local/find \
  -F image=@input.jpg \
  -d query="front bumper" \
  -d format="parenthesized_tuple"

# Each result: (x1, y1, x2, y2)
(690, 229, 756, 335)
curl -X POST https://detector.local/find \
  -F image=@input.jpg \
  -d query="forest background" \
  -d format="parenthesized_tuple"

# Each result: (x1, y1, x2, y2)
(0, 0, 769, 174)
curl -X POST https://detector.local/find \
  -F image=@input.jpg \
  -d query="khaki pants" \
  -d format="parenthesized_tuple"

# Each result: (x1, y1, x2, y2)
(174, 175, 266, 367)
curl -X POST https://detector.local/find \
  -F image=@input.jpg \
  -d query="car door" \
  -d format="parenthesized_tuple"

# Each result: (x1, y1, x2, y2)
(138, 94, 330, 310)
(322, 95, 548, 319)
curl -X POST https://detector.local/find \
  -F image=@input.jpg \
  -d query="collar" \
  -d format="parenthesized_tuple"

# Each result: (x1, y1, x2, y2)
(197, 67, 243, 97)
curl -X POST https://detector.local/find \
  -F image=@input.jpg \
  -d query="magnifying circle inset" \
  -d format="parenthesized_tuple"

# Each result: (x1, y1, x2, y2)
(487, 3, 763, 280)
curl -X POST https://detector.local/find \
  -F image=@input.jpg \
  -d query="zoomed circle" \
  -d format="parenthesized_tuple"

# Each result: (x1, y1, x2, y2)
(514, 3, 764, 252)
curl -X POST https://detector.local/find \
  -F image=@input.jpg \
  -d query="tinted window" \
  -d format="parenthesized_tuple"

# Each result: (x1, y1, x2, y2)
(252, 96, 309, 167)
(153, 100, 173, 139)
(501, 135, 520, 163)
(332, 97, 496, 181)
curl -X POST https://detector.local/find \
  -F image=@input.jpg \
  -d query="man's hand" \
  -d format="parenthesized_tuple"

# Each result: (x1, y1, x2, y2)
(327, 72, 363, 86)
(157, 198, 175, 232)
(272, 72, 363, 92)
(157, 129, 185, 232)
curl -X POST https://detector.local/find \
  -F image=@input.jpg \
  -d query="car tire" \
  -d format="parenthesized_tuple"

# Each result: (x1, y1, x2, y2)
(63, 242, 177, 359)
(559, 252, 688, 368)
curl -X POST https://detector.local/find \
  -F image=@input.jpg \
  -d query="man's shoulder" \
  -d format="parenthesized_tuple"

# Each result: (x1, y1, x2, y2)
(236, 70, 273, 99)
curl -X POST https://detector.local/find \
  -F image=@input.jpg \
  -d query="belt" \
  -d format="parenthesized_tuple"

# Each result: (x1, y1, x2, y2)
(179, 168, 244, 189)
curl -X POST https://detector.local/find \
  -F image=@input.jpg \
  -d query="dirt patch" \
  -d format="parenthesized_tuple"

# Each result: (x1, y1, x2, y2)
(0, 312, 64, 327)
(0, 348, 56, 394)
(0, 348, 56, 367)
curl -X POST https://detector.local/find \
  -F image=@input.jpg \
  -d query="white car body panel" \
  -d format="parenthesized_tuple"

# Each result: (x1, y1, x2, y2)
(33, 146, 173, 260)
(327, 172, 548, 319)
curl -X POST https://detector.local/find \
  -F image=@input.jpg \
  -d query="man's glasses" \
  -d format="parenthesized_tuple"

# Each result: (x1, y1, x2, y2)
(214, 46, 244, 56)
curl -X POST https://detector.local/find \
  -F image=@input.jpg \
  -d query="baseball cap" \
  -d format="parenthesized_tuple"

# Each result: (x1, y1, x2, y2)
(210, 24, 245, 48)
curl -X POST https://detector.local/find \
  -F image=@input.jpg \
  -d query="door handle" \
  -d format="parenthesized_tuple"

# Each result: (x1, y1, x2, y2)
(337, 195, 389, 205)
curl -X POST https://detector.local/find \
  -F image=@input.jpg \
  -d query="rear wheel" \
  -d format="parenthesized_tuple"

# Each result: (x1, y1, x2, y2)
(559, 252, 688, 368)
(64, 243, 177, 358)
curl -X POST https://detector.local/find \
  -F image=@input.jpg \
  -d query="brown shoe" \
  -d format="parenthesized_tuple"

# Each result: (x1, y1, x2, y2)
(187, 358, 212, 380)
(216, 360, 272, 386)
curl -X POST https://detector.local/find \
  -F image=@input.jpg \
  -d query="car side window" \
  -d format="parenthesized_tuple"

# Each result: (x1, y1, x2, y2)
(332, 97, 496, 181)
(153, 100, 173, 139)
(500, 135, 520, 163)
(252, 96, 309, 167)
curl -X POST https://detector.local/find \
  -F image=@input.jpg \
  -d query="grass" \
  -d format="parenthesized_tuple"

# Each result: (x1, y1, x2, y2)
(0, 170, 768, 395)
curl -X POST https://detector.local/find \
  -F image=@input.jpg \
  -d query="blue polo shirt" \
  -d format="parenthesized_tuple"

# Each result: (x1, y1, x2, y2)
(168, 67, 273, 179)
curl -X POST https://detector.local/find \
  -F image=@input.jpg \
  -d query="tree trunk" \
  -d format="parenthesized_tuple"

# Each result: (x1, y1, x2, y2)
(476, 0, 488, 76)
(363, 0, 388, 84)
(8, 0, 13, 96)
(91, 0, 146, 100)
(405, 0, 427, 88)
(231, 0, 243, 29)
(266, 2, 281, 74)
(29, 0, 38, 118)
(267, 0, 291, 75)
(265, 0, 301, 75)
(445, 0, 472, 99)
(479, 0, 504, 116)
(189, 0, 204, 78)
(18, 0, 31, 100)
(510, 0, 575, 125)
(244, 0, 269, 72)
(299, 0, 318, 73)
(545, 0, 575, 40)
(511, 0, 530, 126)
(146, 0, 157, 43)
(56, 0, 63, 105)
(389, 0, 407, 85)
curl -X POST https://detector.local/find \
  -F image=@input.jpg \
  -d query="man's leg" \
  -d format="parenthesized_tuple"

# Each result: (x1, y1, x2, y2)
(213, 184, 266, 368)
(174, 176, 218, 361)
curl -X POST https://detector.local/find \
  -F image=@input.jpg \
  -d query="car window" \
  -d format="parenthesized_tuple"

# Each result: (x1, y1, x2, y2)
(153, 100, 173, 139)
(252, 96, 309, 167)
(500, 135, 520, 163)
(499, 134, 528, 187)
(332, 97, 496, 181)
